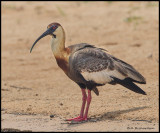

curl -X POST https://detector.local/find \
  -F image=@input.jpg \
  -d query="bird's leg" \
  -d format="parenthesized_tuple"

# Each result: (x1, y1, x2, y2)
(82, 89, 92, 121)
(71, 89, 92, 122)
(66, 88, 87, 121)
(79, 89, 87, 117)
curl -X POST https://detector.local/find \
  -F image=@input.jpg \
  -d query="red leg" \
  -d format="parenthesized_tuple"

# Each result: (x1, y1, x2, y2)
(80, 89, 87, 117)
(70, 90, 92, 122)
(66, 89, 87, 121)
(83, 89, 92, 120)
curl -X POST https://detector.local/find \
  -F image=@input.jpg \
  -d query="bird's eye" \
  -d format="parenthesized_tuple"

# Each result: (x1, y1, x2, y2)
(53, 26, 57, 29)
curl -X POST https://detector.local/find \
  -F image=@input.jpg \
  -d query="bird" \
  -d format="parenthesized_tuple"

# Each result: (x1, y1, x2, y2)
(30, 22, 146, 122)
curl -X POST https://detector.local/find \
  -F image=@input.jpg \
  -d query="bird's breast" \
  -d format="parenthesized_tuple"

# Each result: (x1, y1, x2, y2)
(54, 48, 71, 74)
(55, 57, 69, 74)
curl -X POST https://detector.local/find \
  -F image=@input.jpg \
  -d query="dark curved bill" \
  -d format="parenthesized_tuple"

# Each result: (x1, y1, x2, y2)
(30, 28, 53, 53)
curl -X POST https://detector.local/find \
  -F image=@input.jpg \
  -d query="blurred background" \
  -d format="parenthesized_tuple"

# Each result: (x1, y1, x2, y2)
(2, 1, 159, 131)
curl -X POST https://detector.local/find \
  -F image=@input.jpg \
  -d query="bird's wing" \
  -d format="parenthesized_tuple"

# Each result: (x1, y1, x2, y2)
(69, 45, 146, 85)
(109, 55, 146, 84)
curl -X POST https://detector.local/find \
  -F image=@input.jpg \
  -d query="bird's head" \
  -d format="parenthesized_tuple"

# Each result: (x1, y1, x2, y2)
(30, 22, 62, 53)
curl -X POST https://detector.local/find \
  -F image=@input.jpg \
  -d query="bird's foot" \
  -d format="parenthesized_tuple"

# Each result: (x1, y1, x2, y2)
(66, 116, 82, 121)
(66, 116, 88, 122)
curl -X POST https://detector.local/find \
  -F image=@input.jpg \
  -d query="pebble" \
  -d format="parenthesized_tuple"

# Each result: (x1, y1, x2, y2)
(50, 114, 55, 118)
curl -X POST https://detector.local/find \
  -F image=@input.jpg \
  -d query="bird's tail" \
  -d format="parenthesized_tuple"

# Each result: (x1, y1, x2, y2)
(92, 87, 99, 96)
(115, 78, 146, 95)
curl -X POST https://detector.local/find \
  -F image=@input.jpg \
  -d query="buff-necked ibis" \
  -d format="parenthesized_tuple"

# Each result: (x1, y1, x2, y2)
(30, 22, 146, 122)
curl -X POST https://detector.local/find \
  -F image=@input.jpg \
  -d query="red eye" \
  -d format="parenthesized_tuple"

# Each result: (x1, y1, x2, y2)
(53, 26, 56, 29)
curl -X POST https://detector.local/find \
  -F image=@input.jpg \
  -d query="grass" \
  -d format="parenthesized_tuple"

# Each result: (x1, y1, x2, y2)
(146, 2, 159, 8)
(56, 5, 66, 17)
(124, 16, 143, 30)
(106, 1, 113, 4)
(124, 16, 143, 23)
(2, 4, 16, 10)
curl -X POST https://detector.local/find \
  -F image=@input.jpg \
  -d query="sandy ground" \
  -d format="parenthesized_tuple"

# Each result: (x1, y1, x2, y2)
(1, 1, 159, 132)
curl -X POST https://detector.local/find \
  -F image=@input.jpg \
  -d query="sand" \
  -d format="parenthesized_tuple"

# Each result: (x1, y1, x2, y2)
(1, 1, 159, 132)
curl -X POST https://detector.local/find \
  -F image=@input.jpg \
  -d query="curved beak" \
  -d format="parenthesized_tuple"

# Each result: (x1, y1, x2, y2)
(30, 27, 54, 53)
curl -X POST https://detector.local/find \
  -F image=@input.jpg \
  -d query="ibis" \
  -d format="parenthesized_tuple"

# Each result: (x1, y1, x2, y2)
(30, 22, 146, 122)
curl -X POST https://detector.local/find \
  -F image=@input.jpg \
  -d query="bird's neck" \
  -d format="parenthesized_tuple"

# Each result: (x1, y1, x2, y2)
(51, 29, 66, 58)
(50, 27, 70, 61)
(50, 28, 70, 74)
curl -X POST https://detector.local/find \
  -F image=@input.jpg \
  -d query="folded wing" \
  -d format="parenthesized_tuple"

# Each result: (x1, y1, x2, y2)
(69, 43, 146, 95)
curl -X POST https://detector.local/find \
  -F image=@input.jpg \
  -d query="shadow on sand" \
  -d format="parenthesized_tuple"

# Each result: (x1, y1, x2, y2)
(65, 106, 149, 125)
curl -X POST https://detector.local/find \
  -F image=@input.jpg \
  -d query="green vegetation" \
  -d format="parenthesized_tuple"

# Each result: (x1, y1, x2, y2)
(2, 4, 16, 10)
(56, 5, 66, 17)
(146, 2, 158, 7)
(124, 16, 143, 23)
(124, 16, 143, 30)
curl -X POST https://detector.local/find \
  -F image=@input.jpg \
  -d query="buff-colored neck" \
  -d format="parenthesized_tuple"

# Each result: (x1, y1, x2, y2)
(51, 26, 66, 58)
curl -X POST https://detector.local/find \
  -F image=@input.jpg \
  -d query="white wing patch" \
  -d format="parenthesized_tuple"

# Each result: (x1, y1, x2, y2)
(81, 68, 126, 84)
